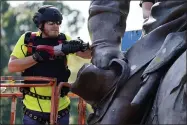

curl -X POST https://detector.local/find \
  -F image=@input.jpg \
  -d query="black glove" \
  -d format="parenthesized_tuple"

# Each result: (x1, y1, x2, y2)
(32, 50, 51, 63)
(53, 37, 89, 57)
(61, 86, 70, 96)
(61, 38, 89, 55)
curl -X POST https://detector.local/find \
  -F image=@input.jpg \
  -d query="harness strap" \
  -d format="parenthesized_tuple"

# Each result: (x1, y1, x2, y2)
(27, 42, 33, 55)
(24, 32, 66, 55)
(24, 32, 37, 55)
(28, 33, 36, 54)
(20, 88, 50, 100)
(23, 105, 70, 124)
(20, 87, 66, 99)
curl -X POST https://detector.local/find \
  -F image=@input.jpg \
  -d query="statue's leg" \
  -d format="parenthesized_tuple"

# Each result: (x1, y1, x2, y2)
(146, 51, 186, 124)
(99, 68, 145, 124)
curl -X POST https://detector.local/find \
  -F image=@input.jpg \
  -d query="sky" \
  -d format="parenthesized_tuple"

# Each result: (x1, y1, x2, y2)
(8, 1, 144, 42)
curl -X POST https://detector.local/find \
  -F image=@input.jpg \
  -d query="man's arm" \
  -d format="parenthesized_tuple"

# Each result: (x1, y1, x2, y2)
(142, 2, 154, 19)
(88, 0, 131, 69)
(8, 33, 51, 73)
(8, 34, 36, 73)
(76, 49, 91, 59)
(8, 56, 37, 73)
(140, 0, 155, 19)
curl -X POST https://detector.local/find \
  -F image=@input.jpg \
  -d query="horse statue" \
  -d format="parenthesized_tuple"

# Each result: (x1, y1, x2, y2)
(71, 0, 187, 124)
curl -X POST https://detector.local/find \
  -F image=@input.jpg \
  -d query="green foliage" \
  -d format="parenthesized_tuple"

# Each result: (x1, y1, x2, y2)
(1, 1, 10, 15)
(1, 1, 85, 75)
(0, 97, 23, 124)
(0, 98, 11, 124)
(0, 1, 89, 124)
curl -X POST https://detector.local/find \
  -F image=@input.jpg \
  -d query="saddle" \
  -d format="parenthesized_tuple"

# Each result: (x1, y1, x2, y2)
(71, 13, 187, 124)
(71, 58, 130, 120)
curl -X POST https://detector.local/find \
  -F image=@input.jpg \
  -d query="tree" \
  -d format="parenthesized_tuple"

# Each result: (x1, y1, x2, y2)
(0, 1, 85, 124)
(1, 1, 11, 75)
(0, 1, 85, 76)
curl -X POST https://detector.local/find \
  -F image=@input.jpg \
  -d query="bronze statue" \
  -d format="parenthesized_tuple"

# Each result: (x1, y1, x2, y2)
(71, 0, 187, 124)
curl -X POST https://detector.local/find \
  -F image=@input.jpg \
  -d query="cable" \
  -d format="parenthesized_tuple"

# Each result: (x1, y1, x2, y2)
(34, 87, 44, 113)
(21, 44, 44, 113)
(21, 44, 27, 57)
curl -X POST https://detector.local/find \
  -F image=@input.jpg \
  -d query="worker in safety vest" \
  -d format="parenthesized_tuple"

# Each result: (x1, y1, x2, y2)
(8, 5, 91, 125)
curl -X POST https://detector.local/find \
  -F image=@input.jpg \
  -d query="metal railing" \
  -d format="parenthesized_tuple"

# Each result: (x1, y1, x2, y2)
(0, 76, 86, 125)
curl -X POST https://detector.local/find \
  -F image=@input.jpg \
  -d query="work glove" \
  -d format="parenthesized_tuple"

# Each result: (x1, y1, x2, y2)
(32, 50, 52, 63)
(54, 37, 90, 56)
(61, 87, 70, 96)
(33, 37, 90, 60)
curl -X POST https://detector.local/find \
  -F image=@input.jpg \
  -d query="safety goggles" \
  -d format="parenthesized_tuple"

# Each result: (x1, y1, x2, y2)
(46, 21, 61, 25)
